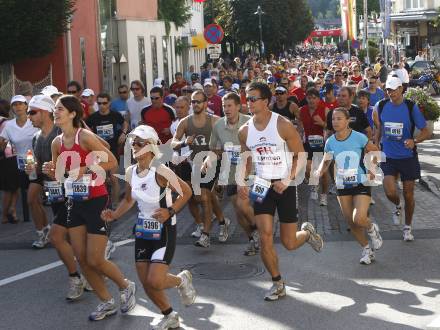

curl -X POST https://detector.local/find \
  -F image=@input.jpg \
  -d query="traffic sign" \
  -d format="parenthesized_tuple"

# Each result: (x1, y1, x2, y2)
(352, 40, 360, 49)
(204, 24, 224, 44)
(207, 44, 222, 59)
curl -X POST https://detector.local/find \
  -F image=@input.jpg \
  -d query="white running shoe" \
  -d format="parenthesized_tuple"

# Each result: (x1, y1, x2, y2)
(191, 223, 204, 238)
(264, 281, 286, 301)
(403, 227, 414, 242)
(251, 230, 260, 250)
(152, 311, 180, 330)
(105, 240, 116, 260)
(301, 222, 323, 252)
(194, 233, 210, 248)
(120, 280, 136, 314)
(392, 204, 403, 225)
(360, 247, 375, 265)
(218, 218, 230, 242)
(244, 239, 258, 256)
(32, 230, 49, 249)
(177, 270, 196, 306)
(319, 194, 328, 206)
(329, 184, 337, 195)
(89, 298, 117, 321)
(66, 275, 85, 301)
(370, 196, 376, 205)
(310, 185, 319, 200)
(368, 223, 383, 251)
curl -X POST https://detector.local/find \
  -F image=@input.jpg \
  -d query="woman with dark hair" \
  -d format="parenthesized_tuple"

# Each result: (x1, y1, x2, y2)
(42, 95, 136, 321)
(0, 99, 20, 224)
(316, 107, 383, 265)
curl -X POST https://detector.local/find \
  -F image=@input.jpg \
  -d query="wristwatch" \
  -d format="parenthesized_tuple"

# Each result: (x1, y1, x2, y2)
(167, 207, 176, 218)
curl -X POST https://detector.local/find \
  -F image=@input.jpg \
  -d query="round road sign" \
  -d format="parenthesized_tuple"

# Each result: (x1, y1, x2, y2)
(204, 24, 224, 44)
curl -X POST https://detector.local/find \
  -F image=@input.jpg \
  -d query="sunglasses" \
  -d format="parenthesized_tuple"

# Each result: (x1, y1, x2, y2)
(151, 96, 161, 100)
(131, 87, 141, 91)
(191, 100, 204, 104)
(246, 96, 263, 103)
(97, 102, 109, 105)
(182, 89, 193, 93)
(275, 92, 286, 95)
(67, 90, 77, 94)
(119, 90, 128, 94)
(131, 140, 150, 147)
(335, 74, 342, 77)
(27, 110, 39, 116)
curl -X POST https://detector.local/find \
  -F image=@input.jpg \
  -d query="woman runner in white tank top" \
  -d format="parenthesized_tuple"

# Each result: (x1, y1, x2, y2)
(101, 125, 195, 329)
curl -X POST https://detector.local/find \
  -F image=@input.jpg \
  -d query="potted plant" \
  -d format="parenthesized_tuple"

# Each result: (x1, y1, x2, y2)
(405, 87, 440, 137)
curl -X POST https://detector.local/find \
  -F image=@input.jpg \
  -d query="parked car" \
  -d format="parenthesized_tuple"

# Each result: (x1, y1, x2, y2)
(407, 60, 440, 79)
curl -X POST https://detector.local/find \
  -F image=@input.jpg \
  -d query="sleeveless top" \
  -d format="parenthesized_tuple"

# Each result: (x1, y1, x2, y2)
(246, 112, 291, 180)
(272, 101, 295, 121)
(130, 165, 175, 225)
(59, 128, 107, 199)
(186, 114, 213, 161)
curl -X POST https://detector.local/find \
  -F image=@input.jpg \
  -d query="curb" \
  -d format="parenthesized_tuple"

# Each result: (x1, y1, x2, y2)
(419, 175, 440, 199)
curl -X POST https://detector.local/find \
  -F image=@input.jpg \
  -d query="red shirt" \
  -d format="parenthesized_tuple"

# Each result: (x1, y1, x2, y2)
(81, 100, 90, 119)
(141, 105, 175, 144)
(300, 103, 326, 138)
(350, 75, 363, 84)
(290, 87, 306, 103)
(323, 99, 339, 110)
(169, 81, 188, 96)
(208, 95, 223, 117)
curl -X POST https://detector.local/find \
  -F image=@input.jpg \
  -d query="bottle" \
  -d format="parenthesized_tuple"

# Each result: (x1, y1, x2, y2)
(26, 149, 37, 180)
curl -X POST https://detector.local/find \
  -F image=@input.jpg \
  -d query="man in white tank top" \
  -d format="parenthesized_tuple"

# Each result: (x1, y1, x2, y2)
(238, 82, 324, 301)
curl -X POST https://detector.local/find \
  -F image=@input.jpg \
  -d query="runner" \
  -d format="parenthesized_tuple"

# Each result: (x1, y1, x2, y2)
(127, 80, 151, 130)
(363, 76, 385, 107)
(316, 107, 383, 264)
(172, 90, 229, 247)
(270, 86, 300, 122)
(25, 94, 91, 299)
(373, 77, 431, 241)
(101, 125, 196, 330)
(238, 82, 323, 301)
(204, 92, 259, 255)
(299, 87, 330, 205)
(42, 95, 136, 320)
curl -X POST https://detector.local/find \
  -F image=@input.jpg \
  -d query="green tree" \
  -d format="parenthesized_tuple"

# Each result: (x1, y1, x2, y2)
(158, 0, 192, 35)
(0, 0, 75, 64)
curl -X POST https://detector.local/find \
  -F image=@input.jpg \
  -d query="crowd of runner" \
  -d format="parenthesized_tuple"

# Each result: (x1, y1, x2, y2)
(0, 48, 431, 329)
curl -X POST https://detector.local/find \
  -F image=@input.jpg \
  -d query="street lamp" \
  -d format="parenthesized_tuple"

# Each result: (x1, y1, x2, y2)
(254, 5, 265, 56)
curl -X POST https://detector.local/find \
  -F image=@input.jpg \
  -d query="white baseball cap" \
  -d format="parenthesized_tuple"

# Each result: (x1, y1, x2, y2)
(129, 125, 159, 142)
(192, 83, 203, 91)
(204, 78, 214, 87)
(275, 86, 288, 93)
(29, 94, 55, 113)
(81, 88, 95, 97)
(11, 95, 27, 104)
(385, 76, 403, 90)
(41, 85, 62, 97)
(153, 78, 164, 88)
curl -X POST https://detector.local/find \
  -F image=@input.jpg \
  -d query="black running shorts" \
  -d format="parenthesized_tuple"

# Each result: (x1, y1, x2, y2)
(135, 223, 176, 265)
(336, 184, 371, 197)
(68, 195, 109, 235)
(253, 184, 298, 223)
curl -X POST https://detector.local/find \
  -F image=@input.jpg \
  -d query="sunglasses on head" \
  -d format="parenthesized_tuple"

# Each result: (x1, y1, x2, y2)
(246, 96, 263, 103)
(27, 110, 39, 116)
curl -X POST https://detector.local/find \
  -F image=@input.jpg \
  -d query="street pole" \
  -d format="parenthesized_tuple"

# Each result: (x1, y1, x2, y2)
(363, 0, 370, 64)
(254, 6, 264, 57)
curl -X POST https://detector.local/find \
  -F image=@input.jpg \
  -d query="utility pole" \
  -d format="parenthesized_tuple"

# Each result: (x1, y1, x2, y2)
(254, 6, 265, 57)
(363, 0, 370, 64)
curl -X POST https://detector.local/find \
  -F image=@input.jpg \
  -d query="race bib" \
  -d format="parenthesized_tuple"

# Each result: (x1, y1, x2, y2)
(96, 124, 114, 140)
(17, 155, 26, 171)
(224, 144, 241, 165)
(384, 122, 403, 140)
(337, 168, 358, 187)
(308, 135, 324, 149)
(135, 214, 162, 240)
(44, 181, 64, 203)
(65, 175, 91, 200)
(249, 177, 271, 203)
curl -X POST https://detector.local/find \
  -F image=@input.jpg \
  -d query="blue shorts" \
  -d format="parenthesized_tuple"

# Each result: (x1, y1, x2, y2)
(380, 155, 421, 181)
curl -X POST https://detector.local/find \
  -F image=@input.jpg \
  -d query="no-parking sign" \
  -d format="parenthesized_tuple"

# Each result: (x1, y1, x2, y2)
(204, 24, 224, 44)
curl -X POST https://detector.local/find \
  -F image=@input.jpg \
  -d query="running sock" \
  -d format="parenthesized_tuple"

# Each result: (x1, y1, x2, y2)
(251, 225, 257, 231)
(162, 307, 173, 316)
(218, 219, 225, 225)
(363, 244, 370, 250)
(404, 225, 411, 230)
(272, 275, 282, 282)
(69, 272, 81, 279)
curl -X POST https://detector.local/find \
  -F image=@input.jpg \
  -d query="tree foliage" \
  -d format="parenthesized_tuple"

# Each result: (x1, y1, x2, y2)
(206, 0, 314, 55)
(0, 0, 75, 64)
(158, 0, 192, 35)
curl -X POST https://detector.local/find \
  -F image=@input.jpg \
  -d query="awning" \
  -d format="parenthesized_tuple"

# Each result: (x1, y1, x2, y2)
(390, 10, 438, 21)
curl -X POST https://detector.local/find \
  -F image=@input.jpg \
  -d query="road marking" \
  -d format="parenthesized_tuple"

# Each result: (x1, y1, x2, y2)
(427, 316, 440, 329)
(0, 239, 134, 288)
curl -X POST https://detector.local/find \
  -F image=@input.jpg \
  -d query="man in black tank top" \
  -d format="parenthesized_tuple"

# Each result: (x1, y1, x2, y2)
(171, 90, 230, 248)
(270, 86, 300, 122)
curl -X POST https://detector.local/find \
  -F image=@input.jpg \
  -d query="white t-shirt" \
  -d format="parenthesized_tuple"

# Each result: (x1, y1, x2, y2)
(0, 119, 39, 168)
(127, 97, 151, 129)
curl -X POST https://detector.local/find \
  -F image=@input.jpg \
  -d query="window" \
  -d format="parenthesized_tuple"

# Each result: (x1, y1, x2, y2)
(405, 0, 425, 9)
(151, 36, 158, 80)
(138, 37, 147, 93)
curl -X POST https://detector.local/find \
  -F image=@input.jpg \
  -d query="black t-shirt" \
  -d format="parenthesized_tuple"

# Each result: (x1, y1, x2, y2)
(86, 111, 124, 155)
(272, 101, 296, 121)
(326, 105, 369, 133)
